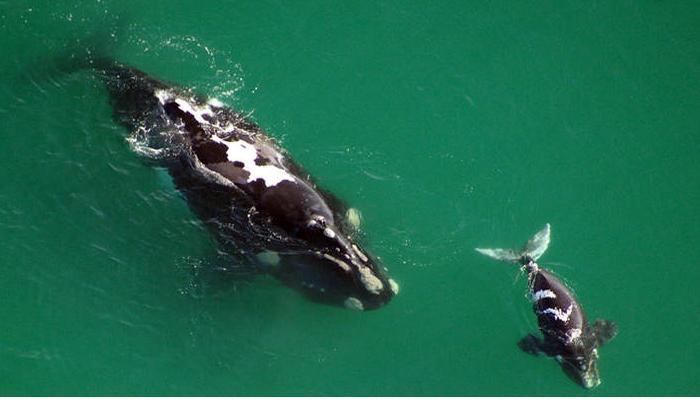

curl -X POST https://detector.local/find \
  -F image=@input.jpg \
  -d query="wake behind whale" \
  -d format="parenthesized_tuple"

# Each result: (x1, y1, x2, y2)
(73, 55, 397, 310)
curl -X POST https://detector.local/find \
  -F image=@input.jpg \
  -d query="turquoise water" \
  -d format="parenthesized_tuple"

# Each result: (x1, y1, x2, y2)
(1, 0, 699, 395)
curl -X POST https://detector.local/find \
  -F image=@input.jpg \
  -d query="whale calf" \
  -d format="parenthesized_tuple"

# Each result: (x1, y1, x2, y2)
(85, 57, 397, 310)
(476, 224, 617, 388)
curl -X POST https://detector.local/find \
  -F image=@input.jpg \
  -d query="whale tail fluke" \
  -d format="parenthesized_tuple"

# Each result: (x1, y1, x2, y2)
(474, 247, 521, 264)
(475, 223, 551, 264)
(53, 28, 121, 74)
(21, 21, 123, 88)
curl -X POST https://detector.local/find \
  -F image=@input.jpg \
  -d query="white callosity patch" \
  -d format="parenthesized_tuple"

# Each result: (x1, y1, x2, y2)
(321, 253, 351, 272)
(323, 227, 336, 239)
(539, 304, 574, 322)
(352, 244, 369, 263)
(389, 278, 400, 295)
(209, 135, 295, 187)
(532, 289, 557, 301)
(344, 297, 364, 311)
(357, 265, 384, 295)
(256, 250, 280, 266)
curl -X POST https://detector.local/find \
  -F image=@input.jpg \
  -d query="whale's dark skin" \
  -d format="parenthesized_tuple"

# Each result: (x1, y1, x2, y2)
(518, 256, 617, 389)
(89, 58, 397, 310)
(476, 224, 617, 389)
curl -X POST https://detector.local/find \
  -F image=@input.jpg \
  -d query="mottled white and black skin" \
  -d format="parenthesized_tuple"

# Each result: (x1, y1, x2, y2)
(476, 224, 617, 389)
(90, 58, 398, 310)
(519, 256, 617, 389)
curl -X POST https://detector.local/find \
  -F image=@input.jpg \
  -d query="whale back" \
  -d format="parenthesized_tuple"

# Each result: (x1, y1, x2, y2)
(91, 59, 396, 310)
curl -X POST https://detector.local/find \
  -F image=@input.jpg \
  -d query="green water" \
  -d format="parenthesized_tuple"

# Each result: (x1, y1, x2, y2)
(1, 0, 699, 396)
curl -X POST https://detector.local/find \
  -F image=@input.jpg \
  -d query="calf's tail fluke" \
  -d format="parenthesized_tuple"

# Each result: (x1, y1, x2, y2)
(475, 223, 551, 264)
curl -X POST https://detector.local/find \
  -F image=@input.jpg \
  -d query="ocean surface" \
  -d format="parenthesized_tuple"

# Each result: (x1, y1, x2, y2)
(1, 0, 699, 396)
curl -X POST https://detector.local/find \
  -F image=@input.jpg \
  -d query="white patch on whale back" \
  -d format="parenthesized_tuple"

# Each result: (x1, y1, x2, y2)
(152, 92, 295, 187)
(154, 90, 213, 124)
(344, 297, 364, 311)
(358, 265, 384, 295)
(209, 135, 295, 187)
(565, 328, 582, 343)
(532, 289, 556, 302)
(207, 97, 224, 107)
(155, 89, 172, 104)
(539, 305, 574, 322)
(174, 98, 214, 124)
(156, 90, 233, 134)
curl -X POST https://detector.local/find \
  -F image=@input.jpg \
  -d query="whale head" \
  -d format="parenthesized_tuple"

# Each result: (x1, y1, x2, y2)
(560, 346, 601, 389)
(273, 215, 397, 310)
(258, 181, 397, 310)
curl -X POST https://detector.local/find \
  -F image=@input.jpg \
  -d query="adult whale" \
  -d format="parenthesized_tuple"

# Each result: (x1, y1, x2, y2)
(476, 224, 617, 388)
(86, 57, 398, 310)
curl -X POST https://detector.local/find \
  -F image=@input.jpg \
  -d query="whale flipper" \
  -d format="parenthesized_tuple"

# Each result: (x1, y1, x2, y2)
(518, 334, 545, 356)
(518, 334, 560, 357)
(592, 319, 618, 347)
(475, 223, 551, 264)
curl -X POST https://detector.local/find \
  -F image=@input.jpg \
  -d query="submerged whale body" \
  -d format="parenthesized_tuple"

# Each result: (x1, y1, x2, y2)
(476, 224, 617, 389)
(88, 58, 397, 310)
